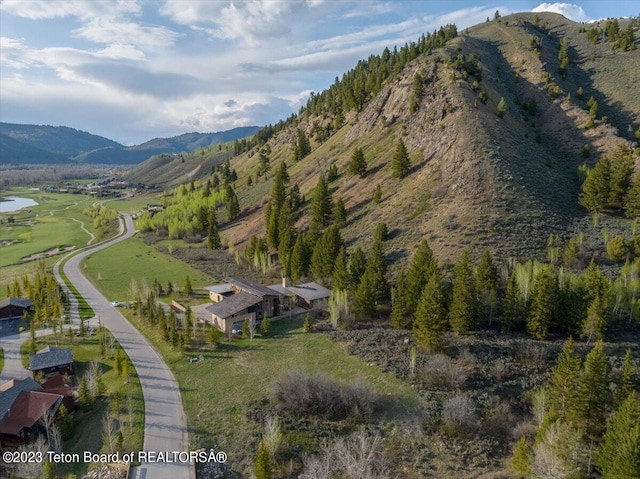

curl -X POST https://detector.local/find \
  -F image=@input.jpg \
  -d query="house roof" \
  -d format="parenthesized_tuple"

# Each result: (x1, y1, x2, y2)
(41, 375, 76, 397)
(204, 291, 261, 319)
(203, 284, 233, 295)
(267, 284, 294, 297)
(286, 282, 331, 302)
(28, 346, 73, 371)
(225, 277, 278, 298)
(0, 378, 43, 422)
(0, 390, 62, 435)
(0, 297, 34, 310)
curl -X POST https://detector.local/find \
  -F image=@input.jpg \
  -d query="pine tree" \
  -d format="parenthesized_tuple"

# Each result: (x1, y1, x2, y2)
(578, 341, 610, 438)
(511, 436, 532, 479)
(349, 147, 368, 177)
(413, 272, 448, 350)
(225, 184, 240, 221)
(502, 273, 525, 331)
(449, 249, 478, 334)
(78, 376, 93, 410)
(365, 240, 388, 303)
(549, 338, 583, 424)
(580, 155, 612, 211)
(254, 440, 273, 479)
(617, 349, 637, 405)
(476, 250, 499, 292)
(596, 393, 640, 479)
(581, 293, 607, 343)
(354, 268, 377, 319)
(277, 201, 295, 274)
(373, 184, 382, 204)
(391, 272, 412, 329)
(184, 276, 193, 295)
(624, 177, 640, 218)
(290, 232, 311, 282)
(526, 266, 557, 340)
(207, 325, 219, 347)
(608, 145, 634, 208)
(207, 222, 221, 250)
(311, 226, 342, 282)
(260, 316, 270, 336)
(332, 198, 347, 227)
(348, 246, 367, 289)
(310, 174, 333, 229)
(332, 247, 349, 290)
(406, 240, 439, 319)
(497, 96, 507, 118)
(391, 139, 411, 179)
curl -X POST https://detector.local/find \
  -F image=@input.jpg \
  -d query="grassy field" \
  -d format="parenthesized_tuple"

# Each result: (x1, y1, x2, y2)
(106, 193, 161, 215)
(20, 332, 144, 478)
(0, 188, 101, 268)
(81, 233, 212, 301)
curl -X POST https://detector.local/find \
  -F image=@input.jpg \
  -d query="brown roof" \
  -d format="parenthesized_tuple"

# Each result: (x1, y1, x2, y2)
(41, 375, 76, 398)
(0, 390, 62, 435)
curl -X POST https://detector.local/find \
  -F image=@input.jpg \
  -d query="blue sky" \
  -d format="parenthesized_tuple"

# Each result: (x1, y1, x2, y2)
(1, 1, 637, 145)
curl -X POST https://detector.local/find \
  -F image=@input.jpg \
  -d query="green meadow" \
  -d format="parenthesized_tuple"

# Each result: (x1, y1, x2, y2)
(81, 233, 212, 301)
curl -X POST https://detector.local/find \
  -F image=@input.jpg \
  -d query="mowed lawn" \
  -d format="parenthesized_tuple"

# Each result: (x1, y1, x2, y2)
(0, 189, 99, 268)
(82, 234, 212, 301)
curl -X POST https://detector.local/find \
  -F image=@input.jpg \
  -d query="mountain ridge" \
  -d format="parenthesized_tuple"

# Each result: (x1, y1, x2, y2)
(0, 123, 261, 165)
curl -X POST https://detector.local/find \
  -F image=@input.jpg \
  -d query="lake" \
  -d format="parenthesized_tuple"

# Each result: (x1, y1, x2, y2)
(0, 196, 39, 213)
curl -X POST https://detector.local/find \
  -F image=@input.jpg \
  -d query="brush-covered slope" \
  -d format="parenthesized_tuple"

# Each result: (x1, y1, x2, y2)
(219, 12, 639, 267)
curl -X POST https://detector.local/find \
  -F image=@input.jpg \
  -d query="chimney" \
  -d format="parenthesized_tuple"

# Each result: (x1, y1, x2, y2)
(282, 277, 289, 289)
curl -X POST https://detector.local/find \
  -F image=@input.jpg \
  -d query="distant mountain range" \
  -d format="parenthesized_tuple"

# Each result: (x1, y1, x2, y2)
(0, 123, 260, 165)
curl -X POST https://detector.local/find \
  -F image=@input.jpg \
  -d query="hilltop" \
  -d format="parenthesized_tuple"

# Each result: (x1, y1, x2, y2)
(130, 12, 638, 266)
(0, 123, 260, 165)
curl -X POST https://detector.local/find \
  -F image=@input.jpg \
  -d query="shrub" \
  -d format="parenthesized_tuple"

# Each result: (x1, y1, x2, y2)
(271, 370, 376, 421)
(419, 352, 475, 389)
(441, 393, 477, 436)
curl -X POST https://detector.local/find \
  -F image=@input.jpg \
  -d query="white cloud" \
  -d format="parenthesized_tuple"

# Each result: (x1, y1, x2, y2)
(531, 3, 592, 22)
(160, 0, 316, 47)
(0, 0, 142, 20)
(73, 17, 179, 49)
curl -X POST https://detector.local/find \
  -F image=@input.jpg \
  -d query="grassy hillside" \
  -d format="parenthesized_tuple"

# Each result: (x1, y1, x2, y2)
(210, 12, 639, 268)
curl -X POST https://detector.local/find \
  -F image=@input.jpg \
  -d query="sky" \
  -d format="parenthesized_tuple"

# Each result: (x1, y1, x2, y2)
(1, 1, 638, 145)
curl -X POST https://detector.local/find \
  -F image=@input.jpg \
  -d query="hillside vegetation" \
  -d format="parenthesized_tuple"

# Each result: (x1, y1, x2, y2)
(131, 12, 639, 267)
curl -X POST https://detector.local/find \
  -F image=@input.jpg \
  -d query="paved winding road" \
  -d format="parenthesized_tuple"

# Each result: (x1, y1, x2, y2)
(62, 215, 193, 479)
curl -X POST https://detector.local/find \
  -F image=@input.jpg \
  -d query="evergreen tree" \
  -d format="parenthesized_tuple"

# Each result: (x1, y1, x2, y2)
(526, 266, 557, 340)
(511, 436, 532, 479)
(332, 247, 349, 290)
(580, 155, 612, 211)
(413, 272, 448, 350)
(405, 240, 439, 322)
(349, 246, 367, 289)
(354, 268, 377, 319)
(373, 184, 382, 204)
(578, 341, 610, 438)
(277, 201, 296, 274)
(449, 249, 478, 334)
(310, 174, 333, 230)
(225, 184, 240, 221)
(311, 226, 342, 282)
(184, 276, 193, 295)
(608, 145, 635, 208)
(391, 139, 411, 179)
(596, 393, 640, 479)
(581, 293, 607, 343)
(502, 273, 525, 331)
(497, 96, 507, 118)
(260, 316, 270, 335)
(78, 376, 93, 410)
(624, 177, 640, 218)
(207, 222, 222, 250)
(476, 250, 499, 292)
(349, 147, 368, 177)
(549, 338, 583, 424)
(254, 439, 273, 479)
(332, 198, 347, 227)
(365, 240, 388, 303)
(617, 349, 637, 405)
(391, 272, 411, 329)
(290, 232, 311, 282)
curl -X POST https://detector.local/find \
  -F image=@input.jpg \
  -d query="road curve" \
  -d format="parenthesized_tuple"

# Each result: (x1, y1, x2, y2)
(63, 215, 192, 479)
